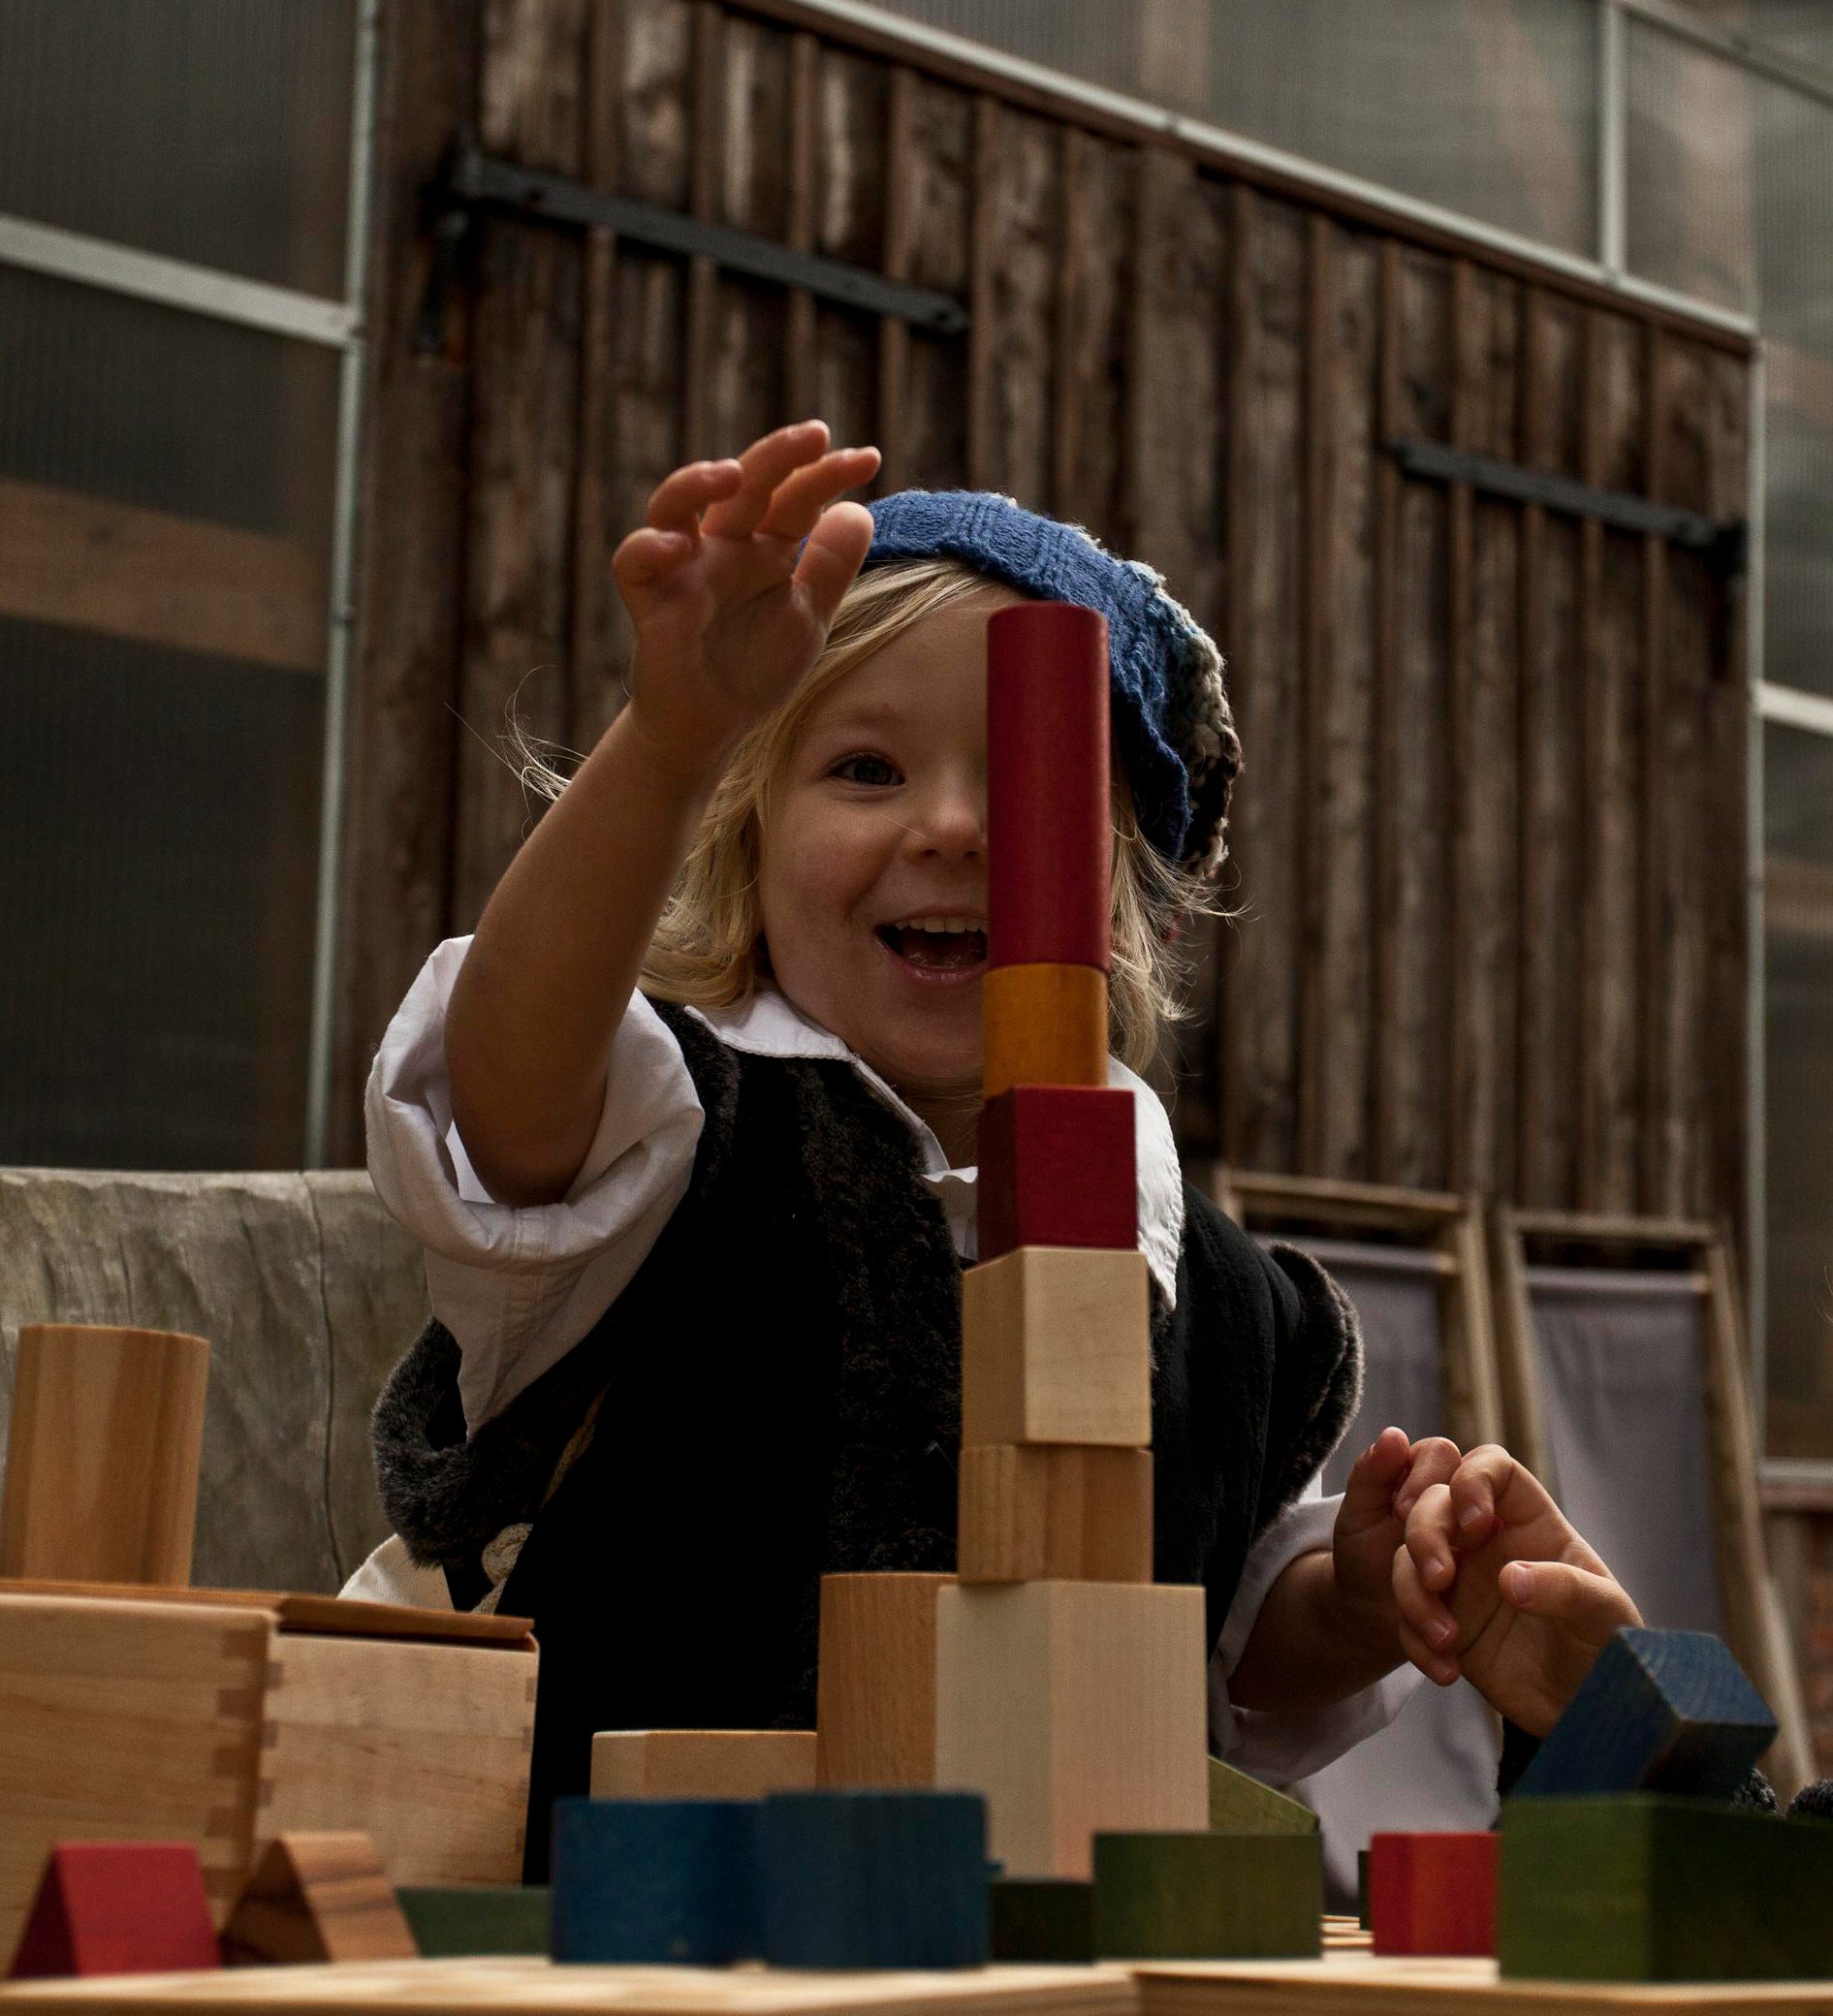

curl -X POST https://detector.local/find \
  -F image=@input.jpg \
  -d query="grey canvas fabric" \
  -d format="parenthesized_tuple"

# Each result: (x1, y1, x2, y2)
(1528, 1265, 1724, 1636)
(1273, 1242, 1501, 1905)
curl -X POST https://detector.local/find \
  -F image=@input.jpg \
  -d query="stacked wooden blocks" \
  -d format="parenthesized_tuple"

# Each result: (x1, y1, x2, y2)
(936, 604, 1207, 1881)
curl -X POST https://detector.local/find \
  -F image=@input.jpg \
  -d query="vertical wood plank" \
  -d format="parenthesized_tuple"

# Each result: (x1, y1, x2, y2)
(680, 0, 721, 459)
(875, 64, 915, 487)
(783, 32, 818, 424)
(898, 77, 972, 491)
(1054, 130, 1137, 552)
(331, 0, 485, 1158)
(1641, 328, 1677, 1213)
(966, 96, 1058, 507)
(1218, 184, 1308, 1174)
(1295, 214, 1334, 1175)
(453, 0, 588, 929)
(809, 47, 886, 460)
(1370, 240, 1403, 1187)
(1308, 226, 1379, 1181)
(1445, 259, 1475, 1192)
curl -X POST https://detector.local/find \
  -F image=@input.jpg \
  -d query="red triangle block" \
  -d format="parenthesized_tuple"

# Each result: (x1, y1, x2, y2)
(10, 1843, 222, 1978)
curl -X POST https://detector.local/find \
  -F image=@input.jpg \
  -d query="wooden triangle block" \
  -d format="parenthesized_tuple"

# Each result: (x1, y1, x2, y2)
(220, 1833, 416, 1966)
(9, 1843, 220, 1978)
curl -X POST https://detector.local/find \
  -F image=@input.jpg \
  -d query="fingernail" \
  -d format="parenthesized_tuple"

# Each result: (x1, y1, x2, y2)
(1430, 1618, 1455, 1648)
(1459, 1504, 1487, 1531)
(1394, 1493, 1416, 1518)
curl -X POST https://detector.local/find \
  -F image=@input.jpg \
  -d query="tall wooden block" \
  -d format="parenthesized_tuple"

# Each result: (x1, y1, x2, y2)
(9, 1843, 220, 1979)
(0, 1325, 209, 1586)
(1500, 1794, 1833, 1980)
(1091, 1832, 1322, 1959)
(551, 1798, 761, 1965)
(962, 1248, 1150, 1447)
(816, 1573, 952, 1788)
(934, 1581, 1208, 1878)
(982, 965, 1109, 1099)
(759, 1791, 989, 1969)
(0, 1594, 269, 1957)
(987, 602, 1111, 974)
(1369, 1831, 1497, 1956)
(592, 1730, 817, 1802)
(958, 1446, 1152, 1584)
(1512, 1627, 1776, 1800)
(220, 1833, 416, 1966)
(976, 1087, 1136, 1262)
(1207, 1756, 1320, 1836)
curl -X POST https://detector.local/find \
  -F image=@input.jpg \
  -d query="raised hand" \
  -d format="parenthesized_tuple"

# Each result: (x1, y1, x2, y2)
(1331, 1426, 1463, 1629)
(613, 420, 882, 769)
(1393, 1443, 1642, 1735)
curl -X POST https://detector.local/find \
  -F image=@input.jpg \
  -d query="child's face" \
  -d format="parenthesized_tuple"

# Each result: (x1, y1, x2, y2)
(758, 584, 1024, 1099)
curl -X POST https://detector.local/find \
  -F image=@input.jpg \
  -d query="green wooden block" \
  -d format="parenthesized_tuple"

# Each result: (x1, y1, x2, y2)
(990, 1879, 1094, 1963)
(1207, 1756, 1319, 1836)
(1501, 1797, 1833, 1981)
(1092, 1832, 1322, 1959)
(396, 1886, 552, 1957)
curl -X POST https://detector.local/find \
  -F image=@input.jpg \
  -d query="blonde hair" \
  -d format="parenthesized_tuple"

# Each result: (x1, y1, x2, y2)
(521, 557, 1217, 1078)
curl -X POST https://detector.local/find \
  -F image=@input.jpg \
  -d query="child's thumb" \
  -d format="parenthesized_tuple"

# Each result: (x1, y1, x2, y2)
(1500, 1559, 1639, 1642)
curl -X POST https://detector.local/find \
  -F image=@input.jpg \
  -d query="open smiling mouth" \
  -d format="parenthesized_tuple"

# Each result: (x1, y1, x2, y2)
(876, 916, 989, 972)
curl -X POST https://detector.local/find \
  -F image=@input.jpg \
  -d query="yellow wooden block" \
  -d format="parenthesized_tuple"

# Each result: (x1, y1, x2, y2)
(957, 1445, 1154, 1583)
(816, 1572, 954, 1787)
(934, 1579, 1208, 1877)
(982, 963, 1109, 1098)
(591, 1729, 817, 1800)
(961, 1247, 1151, 1446)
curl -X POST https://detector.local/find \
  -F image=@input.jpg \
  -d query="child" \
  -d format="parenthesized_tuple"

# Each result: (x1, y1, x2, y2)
(355, 421, 1640, 1859)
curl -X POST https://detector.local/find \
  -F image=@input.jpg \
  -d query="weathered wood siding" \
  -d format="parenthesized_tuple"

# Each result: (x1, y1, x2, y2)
(339, 0, 1752, 1232)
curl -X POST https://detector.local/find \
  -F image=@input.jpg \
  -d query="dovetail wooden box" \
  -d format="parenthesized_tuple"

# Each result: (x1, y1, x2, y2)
(0, 1587, 536, 1959)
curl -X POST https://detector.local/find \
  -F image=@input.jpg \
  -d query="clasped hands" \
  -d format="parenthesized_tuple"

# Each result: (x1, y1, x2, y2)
(1333, 1428, 1643, 1736)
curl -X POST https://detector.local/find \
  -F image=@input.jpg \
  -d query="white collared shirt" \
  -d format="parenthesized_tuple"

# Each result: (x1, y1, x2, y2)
(353, 936, 1415, 1778)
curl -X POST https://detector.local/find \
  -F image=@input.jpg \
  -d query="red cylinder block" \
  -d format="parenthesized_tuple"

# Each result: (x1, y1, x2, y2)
(987, 604, 1111, 972)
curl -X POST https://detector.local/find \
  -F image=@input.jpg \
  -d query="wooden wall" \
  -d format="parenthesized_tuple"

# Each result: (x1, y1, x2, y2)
(336, 0, 1753, 1234)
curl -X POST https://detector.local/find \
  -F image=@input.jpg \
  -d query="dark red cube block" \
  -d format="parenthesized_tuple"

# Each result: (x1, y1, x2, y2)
(1369, 1831, 1498, 1957)
(988, 604, 1111, 973)
(10, 1843, 221, 1978)
(977, 1086, 1135, 1260)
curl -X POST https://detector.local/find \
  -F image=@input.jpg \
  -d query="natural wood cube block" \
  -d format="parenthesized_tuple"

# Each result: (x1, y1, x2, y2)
(934, 1580, 1207, 1877)
(1092, 1830, 1322, 1958)
(957, 1445, 1152, 1583)
(816, 1573, 954, 1787)
(961, 1247, 1151, 1446)
(975, 1087, 1135, 1262)
(591, 1729, 817, 1801)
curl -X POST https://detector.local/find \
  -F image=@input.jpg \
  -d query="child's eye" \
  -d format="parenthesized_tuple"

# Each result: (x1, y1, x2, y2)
(831, 752, 901, 787)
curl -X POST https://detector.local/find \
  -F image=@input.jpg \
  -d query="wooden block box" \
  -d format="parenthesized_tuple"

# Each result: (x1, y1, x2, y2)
(934, 1581, 1207, 1878)
(958, 1446, 1152, 1584)
(0, 1588, 536, 1960)
(961, 1249, 1150, 1447)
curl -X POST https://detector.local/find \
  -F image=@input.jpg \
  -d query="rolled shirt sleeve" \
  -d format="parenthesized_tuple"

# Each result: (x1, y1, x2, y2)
(1208, 1476, 1420, 1784)
(364, 936, 705, 1432)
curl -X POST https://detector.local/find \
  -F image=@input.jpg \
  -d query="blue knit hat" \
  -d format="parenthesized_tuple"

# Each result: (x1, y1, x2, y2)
(864, 490, 1241, 878)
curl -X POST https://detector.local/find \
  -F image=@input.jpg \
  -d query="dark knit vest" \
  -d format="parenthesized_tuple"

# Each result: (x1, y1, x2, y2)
(371, 1003, 1361, 1875)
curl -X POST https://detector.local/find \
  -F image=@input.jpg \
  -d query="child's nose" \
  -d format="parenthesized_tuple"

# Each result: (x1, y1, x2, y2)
(913, 782, 986, 859)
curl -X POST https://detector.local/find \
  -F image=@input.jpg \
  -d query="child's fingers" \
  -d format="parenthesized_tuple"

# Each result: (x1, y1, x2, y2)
(1393, 1535, 1460, 1652)
(1392, 1434, 1462, 1521)
(1447, 1443, 1529, 1551)
(701, 421, 832, 539)
(1403, 1482, 1461, 1593)
(646, 458, 744, 532)
(1500, 1559, 1642, 1642)
(1334, 1426, 1413, 1537)
(793, 501, 876, 628)
(1399, 1615, 1461, 1688)
(613, 527, 695, 594)
(757, 447, 883, 543)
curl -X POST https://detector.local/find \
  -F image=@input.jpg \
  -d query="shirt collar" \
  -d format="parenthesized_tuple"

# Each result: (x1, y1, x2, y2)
(686, 988, 1184, 1308)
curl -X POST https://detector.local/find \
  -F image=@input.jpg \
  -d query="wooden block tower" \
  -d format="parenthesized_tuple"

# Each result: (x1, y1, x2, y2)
(934, 603, 1208, 1878)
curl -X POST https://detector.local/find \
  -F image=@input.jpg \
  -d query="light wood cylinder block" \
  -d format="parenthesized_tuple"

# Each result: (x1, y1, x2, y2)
(0, 1324, 210, 1586)
(815, 1572, 953, 1787)
(982, 963, 1109, 1098)
(958, 1445, 1153, 1583)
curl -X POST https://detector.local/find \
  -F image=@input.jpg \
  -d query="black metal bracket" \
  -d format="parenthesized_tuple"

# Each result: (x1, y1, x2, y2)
(1390, 437, 1747, 572)
(415, 130, 967, 354)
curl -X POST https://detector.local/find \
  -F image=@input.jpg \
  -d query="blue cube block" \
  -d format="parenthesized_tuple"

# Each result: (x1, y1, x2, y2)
(760, 1790, 990, 1969)
(1513, 1629, 1777, 1801)
(551, 1797, 761, 1964)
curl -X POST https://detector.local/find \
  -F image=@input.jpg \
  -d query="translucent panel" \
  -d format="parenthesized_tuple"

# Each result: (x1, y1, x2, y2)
(0, 265, 339, 551)
(1747, 2, 1833, 73)
(1626, 22, 1756, 313)
(0, 622, 323, 1170)
(866, 0, 1597, 254)
(1763, 723, 1833, 1461)
(0, 0, 356, 299)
